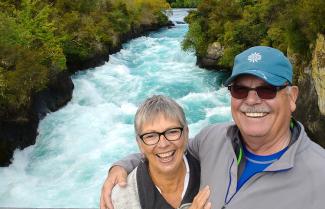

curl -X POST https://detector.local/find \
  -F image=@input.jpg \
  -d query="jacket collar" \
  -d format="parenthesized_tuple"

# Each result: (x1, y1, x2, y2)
(266, 121, 309, 171)
(227, 119, 309, 172)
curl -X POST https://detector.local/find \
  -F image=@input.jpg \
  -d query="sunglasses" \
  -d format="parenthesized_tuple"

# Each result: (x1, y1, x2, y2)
(227, 84, 288, 99)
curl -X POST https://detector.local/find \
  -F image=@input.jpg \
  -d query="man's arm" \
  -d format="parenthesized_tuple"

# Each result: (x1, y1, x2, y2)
(187, 136, 201, 161)
(187, 125, 215, 161)
(112, 153, 143, 173)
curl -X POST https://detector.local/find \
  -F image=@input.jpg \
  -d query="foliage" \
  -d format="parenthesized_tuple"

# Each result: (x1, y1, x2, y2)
(167, 0, 201, 8)
(0, 0, 171, 120)
(183, 14, 208, 55)
(0, 0, 63, 118)
(182, 0, 325, 68)
(0, 45, 49, 118)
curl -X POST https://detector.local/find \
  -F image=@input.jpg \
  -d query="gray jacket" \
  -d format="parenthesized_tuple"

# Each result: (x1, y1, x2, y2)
(114, 122, 325, 209)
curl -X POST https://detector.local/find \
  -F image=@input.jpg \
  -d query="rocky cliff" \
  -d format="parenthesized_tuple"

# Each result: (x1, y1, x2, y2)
(293, 34, 325, 147)
(197, 42, 226, 70)
(0, 21, 173, 166)
(0, 71, 74, 166)
(66, 22, 173, 73)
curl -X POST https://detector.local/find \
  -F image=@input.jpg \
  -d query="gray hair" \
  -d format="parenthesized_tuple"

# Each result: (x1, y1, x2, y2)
(134, 95, 187, 135)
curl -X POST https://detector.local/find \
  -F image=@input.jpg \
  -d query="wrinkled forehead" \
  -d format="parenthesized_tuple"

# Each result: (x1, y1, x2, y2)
(233, 74, 268, 86)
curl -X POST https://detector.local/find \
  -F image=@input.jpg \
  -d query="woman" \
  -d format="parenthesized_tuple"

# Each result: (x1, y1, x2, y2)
(111, 95, 211, 209)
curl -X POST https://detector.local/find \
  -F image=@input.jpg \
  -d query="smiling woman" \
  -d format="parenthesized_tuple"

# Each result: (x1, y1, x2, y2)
(111, 95, 210, 209)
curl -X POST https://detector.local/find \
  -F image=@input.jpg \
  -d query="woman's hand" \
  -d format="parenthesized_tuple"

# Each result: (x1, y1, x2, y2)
(189, 186, 211, 209)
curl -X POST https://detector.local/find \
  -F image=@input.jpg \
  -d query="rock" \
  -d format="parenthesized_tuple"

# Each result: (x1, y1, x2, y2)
(311, 34, 325, 115)
(0, 118, 38, 166)
(0, 71, 74, 166)
(292, 33, 325, 147)
(197, 42, 226, 70)
(31, 71, 74, 119)
(175, 21, 186, 24)
(294, 69, 325, 147)
(206, 42, 224, 60)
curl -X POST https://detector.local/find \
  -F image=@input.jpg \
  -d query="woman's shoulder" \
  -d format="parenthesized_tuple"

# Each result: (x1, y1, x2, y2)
(111, 167, 141, 209)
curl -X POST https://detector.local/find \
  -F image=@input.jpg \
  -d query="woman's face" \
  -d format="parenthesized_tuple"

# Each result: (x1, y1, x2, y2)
(137, 113, 188, 176)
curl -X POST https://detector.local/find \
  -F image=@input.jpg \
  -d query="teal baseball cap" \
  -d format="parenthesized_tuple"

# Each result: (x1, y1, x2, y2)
(224, 46, 293, 86)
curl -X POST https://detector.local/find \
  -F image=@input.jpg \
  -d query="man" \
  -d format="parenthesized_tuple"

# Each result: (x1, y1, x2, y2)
(100, 46, 325, 209)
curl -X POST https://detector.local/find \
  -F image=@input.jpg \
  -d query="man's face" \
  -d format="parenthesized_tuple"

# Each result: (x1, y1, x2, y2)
(230, 75, 298, 140)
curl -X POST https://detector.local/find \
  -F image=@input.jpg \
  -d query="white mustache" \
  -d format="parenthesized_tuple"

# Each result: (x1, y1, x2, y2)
(239, 105, 271, 113)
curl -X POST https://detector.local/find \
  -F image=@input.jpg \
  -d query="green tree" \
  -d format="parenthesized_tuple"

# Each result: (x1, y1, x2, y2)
(0, 0, 172, 119)
(0, 0, 65, 118)
(170, 0, 201, 8)
(183, 0, 325, 68)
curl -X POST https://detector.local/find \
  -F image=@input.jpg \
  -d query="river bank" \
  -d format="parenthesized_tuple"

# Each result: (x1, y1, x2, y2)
(0, 20, 173, 167)
(0, 9, 230, 206)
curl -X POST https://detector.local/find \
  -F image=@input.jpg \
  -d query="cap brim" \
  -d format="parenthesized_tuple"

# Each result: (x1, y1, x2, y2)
(224, 70, 288, 86)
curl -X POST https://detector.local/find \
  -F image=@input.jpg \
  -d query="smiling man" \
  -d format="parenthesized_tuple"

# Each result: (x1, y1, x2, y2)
(225, 46, 297, 157)
(100, 46, 325, 209)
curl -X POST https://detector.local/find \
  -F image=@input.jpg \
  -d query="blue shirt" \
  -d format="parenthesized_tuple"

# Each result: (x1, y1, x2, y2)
(237, 145, 288, 191)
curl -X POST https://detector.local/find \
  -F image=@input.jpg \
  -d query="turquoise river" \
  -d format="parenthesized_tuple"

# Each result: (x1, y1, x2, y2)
(0, 9, 232, 208)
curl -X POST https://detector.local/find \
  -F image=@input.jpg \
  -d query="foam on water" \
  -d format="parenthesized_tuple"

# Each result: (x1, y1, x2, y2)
(0, 9, 231, 207)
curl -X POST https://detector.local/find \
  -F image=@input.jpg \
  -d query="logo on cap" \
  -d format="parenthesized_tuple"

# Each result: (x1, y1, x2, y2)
(248, 52, 262, 63)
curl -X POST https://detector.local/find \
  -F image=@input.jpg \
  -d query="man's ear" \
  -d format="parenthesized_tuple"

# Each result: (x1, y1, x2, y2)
(289, 86, 299, 112)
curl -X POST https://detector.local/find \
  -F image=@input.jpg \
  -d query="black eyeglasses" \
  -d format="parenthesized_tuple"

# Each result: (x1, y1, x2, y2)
(138, 127, 184, 146)
(227, 84, 288, 100)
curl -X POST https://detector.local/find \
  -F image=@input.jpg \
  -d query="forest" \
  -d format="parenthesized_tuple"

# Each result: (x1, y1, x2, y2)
(183, 0, 325, 70)
(2, 0, 324, 123)
(0, 0, 170, 120)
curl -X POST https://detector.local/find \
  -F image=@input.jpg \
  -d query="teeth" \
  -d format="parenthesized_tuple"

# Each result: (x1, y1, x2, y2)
(157, 151, 174, 158)
(245, 112, 267, 117)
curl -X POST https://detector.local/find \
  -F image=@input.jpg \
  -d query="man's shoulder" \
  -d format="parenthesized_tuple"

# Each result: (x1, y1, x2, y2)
(304, 140, 325, 162)
(193, 121, 236, 149)
(198, 121, 235, 136)
(297, 141, 325, 194)
(298, 138, 325, 175)
(298, 124, 325, 159)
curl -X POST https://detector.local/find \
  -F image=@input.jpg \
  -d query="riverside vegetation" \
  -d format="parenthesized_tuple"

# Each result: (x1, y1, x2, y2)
(0, 0, 171, 166)
(0, 0, 170, 121)
(167, 0, 201, 8)
(183, 0, 324, 68)
(182, 0, 325, 146)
